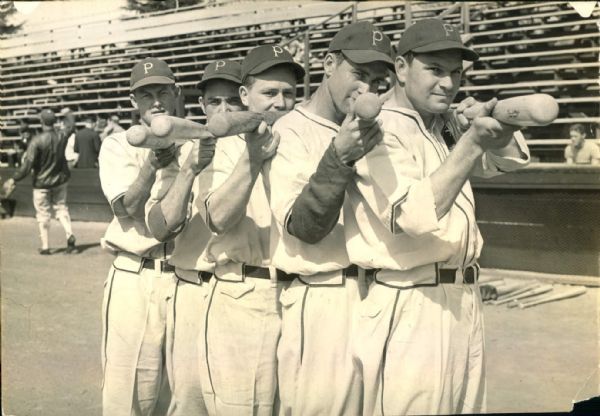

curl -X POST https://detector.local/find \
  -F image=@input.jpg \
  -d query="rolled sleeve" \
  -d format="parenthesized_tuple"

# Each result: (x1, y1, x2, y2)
(354, 132, 440, 237)
(145, 143, 191, 240)
(268, 126, 315, 230)
(393, 177, 439, 236)
(195, 136, 239, 233)
(478, 131, 530, 177)
(99, 134, 145, 218)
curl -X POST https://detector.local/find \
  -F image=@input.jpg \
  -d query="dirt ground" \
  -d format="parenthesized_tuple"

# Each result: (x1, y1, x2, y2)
(1, 216, 598, 415)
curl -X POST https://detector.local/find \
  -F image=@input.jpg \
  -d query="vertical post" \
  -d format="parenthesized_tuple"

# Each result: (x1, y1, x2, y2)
(303, 32, 311, 100)
(352, 2, 357, 23)
(175, 0, 179, 10)
(461, 2, 470, 33)
(405, 1, 412, 28)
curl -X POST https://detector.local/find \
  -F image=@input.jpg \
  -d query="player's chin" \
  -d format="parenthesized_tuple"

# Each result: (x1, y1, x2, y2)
(427, 100, 451, 114)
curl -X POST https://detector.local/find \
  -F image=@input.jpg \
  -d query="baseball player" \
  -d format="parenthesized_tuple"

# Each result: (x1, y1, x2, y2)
(345, 19, 530, 415)
(267, 21, 393, 415)
(3, 108, 77, 255)
(193, 45, 303, 415)
(99, 57, 180, 416)
(144, 59, 243, 415)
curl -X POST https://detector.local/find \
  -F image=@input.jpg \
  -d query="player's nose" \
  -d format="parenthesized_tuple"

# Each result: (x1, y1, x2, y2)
(438, 75, 455, 91)
(272, 93, 285, 109)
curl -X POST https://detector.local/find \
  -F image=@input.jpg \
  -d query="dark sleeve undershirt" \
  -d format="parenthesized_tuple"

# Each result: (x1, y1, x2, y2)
(286, 141, 355, 244)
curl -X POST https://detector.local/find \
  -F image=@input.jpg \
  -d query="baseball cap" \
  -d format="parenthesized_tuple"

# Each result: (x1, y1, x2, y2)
(396, 18, 479, 61)
(130, 57, 176, 91)
(39, 109, 56, 126)
(197, 59, 242, 91)
(328, 21, 394, 68)
(241, 45, 305, 82)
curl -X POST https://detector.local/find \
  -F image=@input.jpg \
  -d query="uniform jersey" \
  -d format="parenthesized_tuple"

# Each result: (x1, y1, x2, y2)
(269, 107, 351, 275)
(345, 106, 530, 274)
(99, 131, 169, 259)
(146, 141, 214, 272)
(195, 134, 271, 268)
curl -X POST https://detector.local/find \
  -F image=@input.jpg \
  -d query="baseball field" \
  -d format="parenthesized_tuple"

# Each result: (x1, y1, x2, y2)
(1, 216, 597, 415)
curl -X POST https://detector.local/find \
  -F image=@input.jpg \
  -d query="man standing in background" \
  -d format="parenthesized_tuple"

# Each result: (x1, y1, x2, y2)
(2, 108, 78, 255)
(74, 118, 101, 168)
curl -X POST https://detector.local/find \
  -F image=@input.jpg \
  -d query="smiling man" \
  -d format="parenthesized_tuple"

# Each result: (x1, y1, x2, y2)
(345, 19, 530, 415)
(194, 45, 304, 415)
(141, 59, 243, 415)
(267, 21, 393, 415)
(98, 57, 180, 416)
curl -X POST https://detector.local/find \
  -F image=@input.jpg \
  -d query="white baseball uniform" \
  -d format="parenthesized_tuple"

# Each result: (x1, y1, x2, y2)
(145, 141, 214, 416)
(268, 107, 364, 416)
(345, 106, 530, 415)
(195, 134, 288, 416)
(99, 131, 175, 416)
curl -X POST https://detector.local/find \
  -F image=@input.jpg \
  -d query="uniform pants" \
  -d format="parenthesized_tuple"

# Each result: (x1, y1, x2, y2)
(199, 273, 286, 416)
(277, 274, 363, 416)
(354, 280, 486, 416)
(166, 276, 210, 416)
(32, 182, 70, 224)
(102, 256, 210, 416)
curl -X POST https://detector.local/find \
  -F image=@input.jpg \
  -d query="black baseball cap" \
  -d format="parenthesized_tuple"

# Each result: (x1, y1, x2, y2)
(197, 59, 242, 91)
(328, 21, 394, 69)
(39, 109, 56, 126)
(241, 45, 305, 82)
(130, 57, 176, 91)
(396, 18, 479, 61)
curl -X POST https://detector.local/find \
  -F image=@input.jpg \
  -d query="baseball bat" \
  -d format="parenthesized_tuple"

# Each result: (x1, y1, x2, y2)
(495, 282, 531, 297)
(497, 284, 553, 306)
(490, 282, 540, 304)
(492, 94, 559, 127)
(354, 92, 383, 120)
(151, 115, 214, 141)
(126, 125, 189, 149)
(207, 111, 287, 137)
(506, 285, 554, 308)
(518, 287, 586, 309)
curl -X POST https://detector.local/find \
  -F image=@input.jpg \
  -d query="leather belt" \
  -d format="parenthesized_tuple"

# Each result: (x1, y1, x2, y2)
(345, 264, 375, 279)
(360, 265, 479, 285)
(141, 258, 176, 273)
(243, 265, 297, 282)
(438, 265, 478, 284)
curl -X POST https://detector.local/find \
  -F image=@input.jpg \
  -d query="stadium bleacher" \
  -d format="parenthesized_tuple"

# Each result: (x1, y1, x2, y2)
(0, 0, 598, 162)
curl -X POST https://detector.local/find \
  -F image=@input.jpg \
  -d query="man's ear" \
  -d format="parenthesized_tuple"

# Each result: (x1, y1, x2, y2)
(395, 55, 409, 85)
(323, 53, 338, 78)
(239, 85, 250, 107)
(198, 96, 206, 114)
(129, 93, 138, 110)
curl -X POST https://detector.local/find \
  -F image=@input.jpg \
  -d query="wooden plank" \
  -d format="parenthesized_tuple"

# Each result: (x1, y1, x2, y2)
(480, 269, 600, 286)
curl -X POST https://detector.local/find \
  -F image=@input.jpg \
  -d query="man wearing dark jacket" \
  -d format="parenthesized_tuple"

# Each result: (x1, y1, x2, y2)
(3, 109, 77, 254)
(74, 118, 101, 168)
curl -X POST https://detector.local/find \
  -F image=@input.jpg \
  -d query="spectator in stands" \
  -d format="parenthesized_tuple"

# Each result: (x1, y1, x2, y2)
(285, 37, 305, 63)
(95, 115, 107, 135)
(564, 123, 600, 165)
(13, 123, 33, 167)
(99, 115, 125, 141)
(61, 110, 79, 169)
(74, 118, 101, 168)
(2, 109, 77, 255)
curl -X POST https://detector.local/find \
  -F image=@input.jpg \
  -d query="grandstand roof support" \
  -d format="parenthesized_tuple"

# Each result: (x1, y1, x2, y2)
(461, 2, 470, 34)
